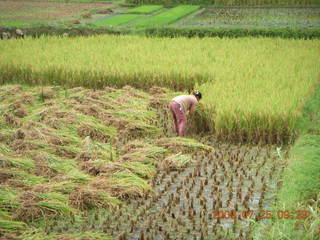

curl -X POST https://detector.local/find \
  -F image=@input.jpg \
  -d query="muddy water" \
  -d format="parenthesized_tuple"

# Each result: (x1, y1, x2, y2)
(103, 140, 286, 240)
(101, 109, 287, 239)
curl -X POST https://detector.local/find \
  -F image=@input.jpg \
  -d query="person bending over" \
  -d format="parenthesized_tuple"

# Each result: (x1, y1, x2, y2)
(169, 91, 202, 137)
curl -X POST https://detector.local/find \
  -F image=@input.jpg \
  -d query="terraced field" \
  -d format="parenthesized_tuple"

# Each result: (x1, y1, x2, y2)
(134, 5, 200, 27)
(127, 5, 163, 14)
(1, 4, 319, 238)
(94, 14, 143, 27)
(177, 6, 320, 28)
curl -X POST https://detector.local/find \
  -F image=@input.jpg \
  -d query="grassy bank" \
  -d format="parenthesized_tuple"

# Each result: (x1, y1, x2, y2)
(126, 0, 320, 6)
(0, 36, 319, 143)
(256, 87, 320, 240)
(145, 27, 320, 39)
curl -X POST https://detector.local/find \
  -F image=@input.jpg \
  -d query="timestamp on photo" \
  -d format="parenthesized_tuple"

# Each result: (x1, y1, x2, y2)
(212, 209, 309, 220)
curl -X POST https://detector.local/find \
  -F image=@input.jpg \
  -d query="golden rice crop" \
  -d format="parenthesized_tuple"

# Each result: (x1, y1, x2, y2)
(0, 35, 319, 142)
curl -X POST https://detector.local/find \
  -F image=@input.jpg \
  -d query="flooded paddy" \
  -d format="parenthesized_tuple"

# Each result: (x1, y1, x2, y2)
(103, 111, 287, 240)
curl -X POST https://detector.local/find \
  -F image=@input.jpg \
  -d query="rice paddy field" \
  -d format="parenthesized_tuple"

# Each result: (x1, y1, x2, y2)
(1, 36, 319, 143)
(177, 6, 320, 28)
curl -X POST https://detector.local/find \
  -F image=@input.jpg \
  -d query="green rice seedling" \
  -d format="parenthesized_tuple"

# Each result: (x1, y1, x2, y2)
(122, 161, 156, 178)
(127, 5, 163, 14)
(94, 14, 143, 27)
(134, 5, 200, 27)
(0, 219, 27, 233)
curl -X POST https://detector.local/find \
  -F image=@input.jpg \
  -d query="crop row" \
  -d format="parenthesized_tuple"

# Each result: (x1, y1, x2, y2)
(94, 14, 143, 27)
(94, 5, 200, 27)
(0, 35, 319, 143)
(127, 5, 163, 14)
(134, 5, 200, 27)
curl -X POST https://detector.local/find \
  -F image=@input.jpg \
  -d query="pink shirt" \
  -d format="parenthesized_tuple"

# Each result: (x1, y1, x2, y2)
(172, 95, 198, 114)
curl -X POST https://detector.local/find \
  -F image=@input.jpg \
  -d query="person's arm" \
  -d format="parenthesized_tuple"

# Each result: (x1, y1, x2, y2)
(188, 102, 197, 118)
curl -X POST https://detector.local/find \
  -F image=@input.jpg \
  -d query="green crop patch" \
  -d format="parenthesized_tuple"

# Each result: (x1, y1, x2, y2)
(127, 5, 163, 14)
(94, 14, 143, 26)
(134, 5, 200, 27)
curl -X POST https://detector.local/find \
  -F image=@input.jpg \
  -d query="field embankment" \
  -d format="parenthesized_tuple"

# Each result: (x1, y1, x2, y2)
(126, 0, 320, 6)
(0, 36, 319, 143)
(257, 86, 320, 240)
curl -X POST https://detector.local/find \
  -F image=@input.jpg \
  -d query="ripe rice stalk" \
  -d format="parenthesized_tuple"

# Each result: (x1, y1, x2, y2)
(121, 161, 156, 178)
(159, 153, 193, 170)
(156, 137, 214, 152)
(0, 36, 319, 142)
(109, 170, 153, 197)
(0, 219, 27, 233)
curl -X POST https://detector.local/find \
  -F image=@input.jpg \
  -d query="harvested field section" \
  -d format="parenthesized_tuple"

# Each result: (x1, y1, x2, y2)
(103, 142, 286, 239)
(0, 0, 110, 23)
(0, 84, 212, 239)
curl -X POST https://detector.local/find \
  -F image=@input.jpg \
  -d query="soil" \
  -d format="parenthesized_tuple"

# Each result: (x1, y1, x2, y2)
(0, 84, 287, 239)
(0, 0, 111, 22)
(102, 141, 285, 239)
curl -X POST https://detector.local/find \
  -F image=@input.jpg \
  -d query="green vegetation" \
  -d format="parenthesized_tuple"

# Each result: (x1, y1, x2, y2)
(127, 0, 320, 6)
(22, 231, 112, 240)
(145, 27, 320, 39)
(94, 14, 143, 26)
(257, 87, 320, 240)
(48, 0, 113, 2)
(1, 36, 319, 143)
(134, 5, 200, 27)
(0, 22, 30, 27)
(127, 5, 163, 13)
(179, 7, 320, 29)
(0, 84, 204, 238)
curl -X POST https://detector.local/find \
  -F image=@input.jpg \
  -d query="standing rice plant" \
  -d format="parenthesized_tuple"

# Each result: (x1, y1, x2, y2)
(0, 36, 319, 142)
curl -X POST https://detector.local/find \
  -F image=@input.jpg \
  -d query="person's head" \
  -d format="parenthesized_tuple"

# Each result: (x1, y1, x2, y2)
(193, 91, 202, 101)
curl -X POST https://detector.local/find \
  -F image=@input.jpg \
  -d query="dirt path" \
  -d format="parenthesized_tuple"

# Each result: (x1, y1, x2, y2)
(103, 139, 285, 239)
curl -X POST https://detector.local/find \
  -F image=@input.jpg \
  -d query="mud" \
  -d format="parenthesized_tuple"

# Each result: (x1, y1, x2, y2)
(102, 141, 285, 240)
(97, 108, 287, 240)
